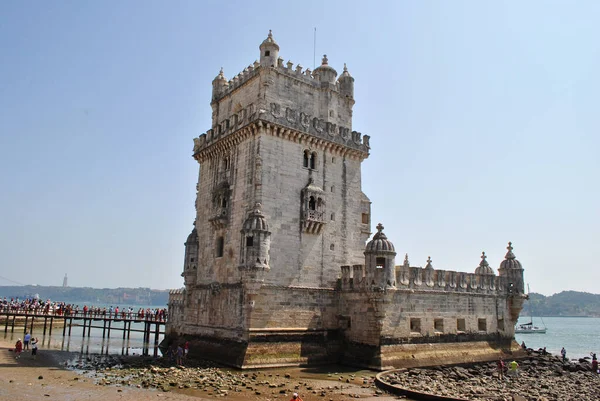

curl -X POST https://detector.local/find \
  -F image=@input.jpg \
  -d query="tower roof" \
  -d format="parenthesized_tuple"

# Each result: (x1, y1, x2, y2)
(213, 67, 227, 83)
(242, 203, 269, 232)
(365, 223, 396, 253)
(475, 251, 495, 275)
(314, 54, 338, 76)
(338, 63, 353, 80)
(425, 256, 434, 270)
(259, 30, 279, 50)
(499, 242, 522, 270)
(185, 227, 198, 245)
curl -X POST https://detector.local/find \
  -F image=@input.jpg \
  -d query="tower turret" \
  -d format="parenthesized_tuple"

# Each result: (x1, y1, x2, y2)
(239, 203, 271, 271)
(364, 223, 396, 289)
(181, 226, 199, 286)
(498, 242, 524, 294)
(212, 68, 228, 102)
(338, 63, 354, 99)
(313, 55, 338, 89)
(475, 251, 494, 275)
(259, 30, 280, 68)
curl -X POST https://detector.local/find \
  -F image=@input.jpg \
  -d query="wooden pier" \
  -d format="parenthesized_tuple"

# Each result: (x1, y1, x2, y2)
(1, 311, 165, 357)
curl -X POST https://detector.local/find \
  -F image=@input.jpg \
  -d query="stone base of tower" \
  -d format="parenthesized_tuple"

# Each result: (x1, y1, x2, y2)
(341, 338, 525, 371)
(162, 329, 342, 369)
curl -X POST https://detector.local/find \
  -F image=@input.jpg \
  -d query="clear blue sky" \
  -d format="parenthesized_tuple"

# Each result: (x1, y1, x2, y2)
(1, 1, 599, 295)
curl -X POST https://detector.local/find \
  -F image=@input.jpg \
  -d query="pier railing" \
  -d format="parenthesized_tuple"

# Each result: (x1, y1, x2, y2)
(1, 309, 166, 357)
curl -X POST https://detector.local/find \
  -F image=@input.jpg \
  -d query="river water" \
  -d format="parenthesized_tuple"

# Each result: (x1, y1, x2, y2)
(515, 316, 600, 360)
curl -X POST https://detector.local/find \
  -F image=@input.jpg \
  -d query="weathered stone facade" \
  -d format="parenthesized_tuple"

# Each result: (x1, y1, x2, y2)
(167, 32, 526, 370)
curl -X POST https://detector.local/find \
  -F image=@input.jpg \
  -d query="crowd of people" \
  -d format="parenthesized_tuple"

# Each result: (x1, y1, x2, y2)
(1, 297, 167, 321)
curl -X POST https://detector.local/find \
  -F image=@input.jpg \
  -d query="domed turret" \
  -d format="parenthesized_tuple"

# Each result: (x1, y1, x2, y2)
(313, 55, 338, 87)
(498, 242, 525, 295)
(475, 252, 494, 275)
(212, 68, 228, 101)
(365, 223, 395, 253)
(338, 63, 354, 99)
(499, 242, 522, 270)
(239, 203, 271, 271)
(182, 226, 199, 286)
(259, 30, 279, 68)
(364, 223, 397, 289)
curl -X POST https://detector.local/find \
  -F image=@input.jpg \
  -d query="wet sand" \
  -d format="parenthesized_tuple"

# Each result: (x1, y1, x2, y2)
(0, 339, 405, 401)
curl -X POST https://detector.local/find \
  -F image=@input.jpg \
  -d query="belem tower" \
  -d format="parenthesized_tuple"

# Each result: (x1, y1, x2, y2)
(166, 31, 526, 370)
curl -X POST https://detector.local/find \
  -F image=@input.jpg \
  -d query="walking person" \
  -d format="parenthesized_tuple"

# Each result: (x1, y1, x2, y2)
(561, 347, 567, 363)
(496, 357, 505, 380)
(176, 344, 184, 365)
(591, 353, 598, 373)
(24, 332, 31, 350)
(14, 338, 23, 359)
(31, 338, 38, 360)
(507, 360, 519, 377)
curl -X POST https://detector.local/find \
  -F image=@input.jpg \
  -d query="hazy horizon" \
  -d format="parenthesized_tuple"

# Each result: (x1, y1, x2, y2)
(2, 1, 599, 295)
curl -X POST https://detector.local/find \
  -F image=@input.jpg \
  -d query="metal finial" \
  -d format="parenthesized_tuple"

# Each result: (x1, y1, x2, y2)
(268, 29, 272, 38)
(376, 223, 384, 233)
(343, 63, 348, 72)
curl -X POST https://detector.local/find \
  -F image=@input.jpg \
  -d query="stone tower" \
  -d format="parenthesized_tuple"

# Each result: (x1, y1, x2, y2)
(168, 31, 372, 367)
(167, 31, 526, 370)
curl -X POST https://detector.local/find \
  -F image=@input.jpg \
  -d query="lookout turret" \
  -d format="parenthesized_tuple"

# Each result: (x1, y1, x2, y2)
(212, 68, 228, 102)
(364, 223, 396, 289)
(259, 30, 279, 67)
(314, 54, 338, 88)
(338, 63, 354, 99)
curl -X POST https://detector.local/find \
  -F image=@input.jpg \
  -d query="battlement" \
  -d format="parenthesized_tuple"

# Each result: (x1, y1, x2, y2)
(340, 264, 505, 295)
(213, 58, 327, 104)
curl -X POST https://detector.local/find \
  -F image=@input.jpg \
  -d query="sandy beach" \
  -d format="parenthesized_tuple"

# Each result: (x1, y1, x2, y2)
(0, 339, 401, 401)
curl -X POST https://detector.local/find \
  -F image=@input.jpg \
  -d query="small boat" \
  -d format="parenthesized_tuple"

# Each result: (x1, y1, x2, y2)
(515, 284, 547, 334)
(515, 321, 546, 334)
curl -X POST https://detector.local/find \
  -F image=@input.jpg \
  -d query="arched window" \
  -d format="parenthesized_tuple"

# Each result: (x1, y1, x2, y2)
(303, 150, 309, 168)
(309, 196, 316, 211)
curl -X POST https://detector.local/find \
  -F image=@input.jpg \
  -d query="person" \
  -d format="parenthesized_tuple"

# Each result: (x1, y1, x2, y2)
(31, 338, 38, 360)
(496, 357, 505, 380)
(542, 347, 547, 355)
(508, 360, 519, 377)
(176, 344, 184, 365)
(14, 338, 23, 359)
(184, 341, 189, 360)
(521, 341, 526, 350)
(24, 332, 31, 350)
(290, 392, 303, 401)
(561, 347, 567, 363)
(591, 353, 598, 373)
